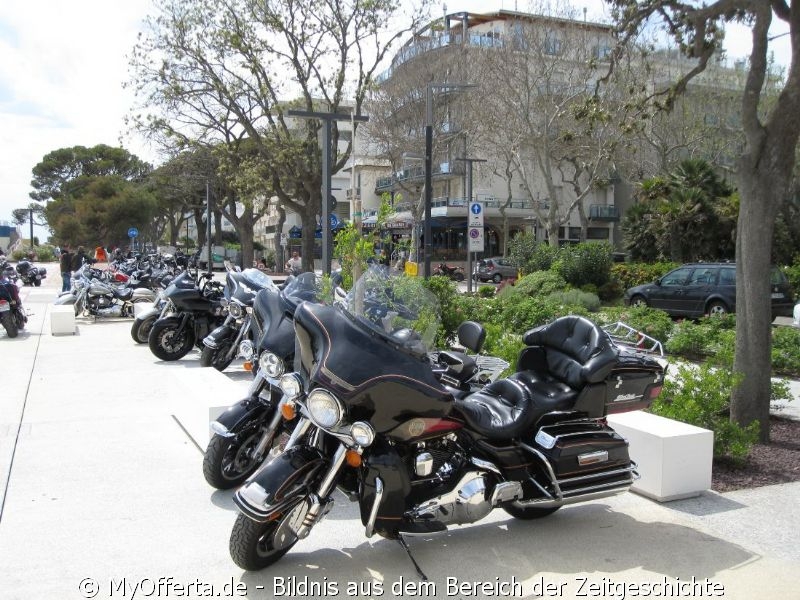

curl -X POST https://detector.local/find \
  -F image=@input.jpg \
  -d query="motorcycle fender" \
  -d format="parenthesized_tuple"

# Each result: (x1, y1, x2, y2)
(203, 324, 236, 349)
(132, 288, 155, 301)
(234, 445, 327, 522)
(135, 306, 160, 322)
(54, 294, 76, 305)
(213, 397, 271, 435)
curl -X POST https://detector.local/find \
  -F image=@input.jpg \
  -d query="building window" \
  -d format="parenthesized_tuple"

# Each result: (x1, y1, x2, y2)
(544, 32, 562, 56)
(587, 227, 610, 240)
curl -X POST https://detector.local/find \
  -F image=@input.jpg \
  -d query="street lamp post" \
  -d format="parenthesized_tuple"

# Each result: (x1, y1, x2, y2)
(423, 83, 475, 278)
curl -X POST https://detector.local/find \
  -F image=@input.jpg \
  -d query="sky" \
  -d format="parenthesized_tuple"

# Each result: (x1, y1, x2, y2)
(0, 0, 792, 243)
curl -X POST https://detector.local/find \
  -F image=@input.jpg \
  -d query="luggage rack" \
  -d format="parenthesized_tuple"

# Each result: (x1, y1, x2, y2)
(602, 321, 665, 358)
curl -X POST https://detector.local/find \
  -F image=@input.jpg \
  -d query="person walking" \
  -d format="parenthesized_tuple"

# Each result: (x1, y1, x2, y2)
(59, 246, 73, 292)
(285, 251, 302, 275)
(71, 246, 88, 272)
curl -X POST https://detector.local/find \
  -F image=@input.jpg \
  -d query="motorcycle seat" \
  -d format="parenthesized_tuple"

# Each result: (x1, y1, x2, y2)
(454, 378, 535, 439)
(115, 288, 134, 301)
(507, 370, 578, 421)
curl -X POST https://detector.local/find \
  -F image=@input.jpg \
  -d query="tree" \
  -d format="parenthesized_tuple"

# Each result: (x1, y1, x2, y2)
(610, 1, 800, 441)
(129, 0, 430, 271)
(470, 2, 627, 246)
(29, 145, 154, 248)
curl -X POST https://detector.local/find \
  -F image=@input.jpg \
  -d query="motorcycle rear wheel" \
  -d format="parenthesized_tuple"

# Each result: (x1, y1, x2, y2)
(148, 320, 195, 361)
(200, 342, 234, 372)
(1, 313, 18, 338)
(503, 503, 560, 520)
(229, 504, 304, 570)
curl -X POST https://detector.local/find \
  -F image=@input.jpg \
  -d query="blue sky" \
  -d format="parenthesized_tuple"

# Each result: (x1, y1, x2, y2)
(0, 0, 791, 243)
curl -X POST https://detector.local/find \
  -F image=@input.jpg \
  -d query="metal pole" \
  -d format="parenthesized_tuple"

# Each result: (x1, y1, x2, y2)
(321, 119, 332, 275)
(466, 163, 473, 293)
(424, 86, 433, 279)
(29, 208, 34, 252)
(206, 180, 212, 277)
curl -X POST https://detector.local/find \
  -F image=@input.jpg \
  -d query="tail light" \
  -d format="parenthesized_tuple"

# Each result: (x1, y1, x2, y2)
(649, 385, 663, 399)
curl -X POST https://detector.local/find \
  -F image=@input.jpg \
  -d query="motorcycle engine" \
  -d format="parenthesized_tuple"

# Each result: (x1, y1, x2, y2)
(97, 295, 113, 307)
(97, 305, 124, 317)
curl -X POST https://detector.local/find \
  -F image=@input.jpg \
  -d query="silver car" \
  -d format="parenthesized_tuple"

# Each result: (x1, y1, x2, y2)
(473, 257, 517, 283)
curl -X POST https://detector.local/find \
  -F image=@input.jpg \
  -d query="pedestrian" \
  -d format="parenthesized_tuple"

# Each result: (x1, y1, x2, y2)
(94, 245, 108, 264)
(59, 246, 73, 292)
(71, 246, 88, 272)
(285, 250, 302, 275)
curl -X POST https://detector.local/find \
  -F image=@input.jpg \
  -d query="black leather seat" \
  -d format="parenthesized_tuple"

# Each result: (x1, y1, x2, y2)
(454, 378, 533, 440)
(114, 288, 134, 301)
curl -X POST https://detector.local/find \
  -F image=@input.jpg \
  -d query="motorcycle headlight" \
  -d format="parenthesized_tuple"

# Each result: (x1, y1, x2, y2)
(228, 302, 243, 318)
(306, 389, 344, 429)
(259, 352, 285, 378)
(350, 421, 375, 447)
(279, 373, 303, 399)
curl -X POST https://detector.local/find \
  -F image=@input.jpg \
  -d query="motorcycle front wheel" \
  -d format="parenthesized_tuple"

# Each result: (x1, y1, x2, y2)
(33, 278, 41, 287)
(1, 313, 18, 338)
(229, 503, 306, 570)
(203, 426, 281, 489)
(200, 342, 235, 372)
(148, 319, 195, 361)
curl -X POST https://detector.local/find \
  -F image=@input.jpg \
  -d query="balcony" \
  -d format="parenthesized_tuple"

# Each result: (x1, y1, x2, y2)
(346, 188, 361, 200)
(589, 204, 619, 221)
(374, 162, 466, 192)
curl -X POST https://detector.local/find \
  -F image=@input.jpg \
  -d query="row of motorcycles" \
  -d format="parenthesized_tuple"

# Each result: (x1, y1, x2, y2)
(195, 266, 668, 572)
(0, 259, 28, 338)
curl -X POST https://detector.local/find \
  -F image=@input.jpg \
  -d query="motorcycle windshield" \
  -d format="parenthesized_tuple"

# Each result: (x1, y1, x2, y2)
(344, 267, 440, 357)
(241, 268, 277, 291)
(280, 272, 320, 313)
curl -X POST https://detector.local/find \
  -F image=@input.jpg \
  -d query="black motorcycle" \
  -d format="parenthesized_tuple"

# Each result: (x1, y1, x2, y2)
(15, 260, 46, 287)
(200, 267, 278, 371)
(0, 266, 27, 337)
(131, 270, 202, 344)
(147, 275, 226, 361)
(203, 273, 322, 489)
(227, 270, 666, 570)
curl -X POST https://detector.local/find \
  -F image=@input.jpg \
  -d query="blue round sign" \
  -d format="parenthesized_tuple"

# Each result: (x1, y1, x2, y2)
(470, 203, 482, 215)
(329, 214, 339, 228)
(128, 227, 139, 238)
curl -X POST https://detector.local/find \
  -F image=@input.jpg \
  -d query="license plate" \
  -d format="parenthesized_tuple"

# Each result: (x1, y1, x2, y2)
(771, 292, 785, 299)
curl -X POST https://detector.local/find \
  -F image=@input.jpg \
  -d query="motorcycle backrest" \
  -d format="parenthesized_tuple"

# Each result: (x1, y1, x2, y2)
(457, 321, 485, 354)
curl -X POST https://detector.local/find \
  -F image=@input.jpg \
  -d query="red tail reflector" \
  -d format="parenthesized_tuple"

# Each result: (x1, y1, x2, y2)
(649, 385, 663, 399)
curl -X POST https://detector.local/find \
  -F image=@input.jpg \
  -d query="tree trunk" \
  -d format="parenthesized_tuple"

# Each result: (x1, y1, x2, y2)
(300, 206, 317, 272)
(731, 172, 781, 442)
(214, 210, 223, 245)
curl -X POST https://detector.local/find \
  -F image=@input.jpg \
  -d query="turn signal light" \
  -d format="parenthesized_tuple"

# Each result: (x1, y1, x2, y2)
(243, 361, 253, 372)
(345, 450, 362, 468)
(281, 402, 297, 421)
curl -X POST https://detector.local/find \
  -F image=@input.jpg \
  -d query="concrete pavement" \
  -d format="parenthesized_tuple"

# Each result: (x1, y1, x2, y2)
(0, 269, 798, 599)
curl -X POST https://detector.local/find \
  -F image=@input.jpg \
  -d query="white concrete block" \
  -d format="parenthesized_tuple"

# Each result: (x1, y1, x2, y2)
(50, 305, 76, 336)
(133, 302, 154, 317)
(608, 411, 713, 502)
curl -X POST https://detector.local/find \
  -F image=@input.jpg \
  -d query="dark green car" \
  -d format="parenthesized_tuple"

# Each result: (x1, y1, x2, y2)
(623, 262, 794, 318)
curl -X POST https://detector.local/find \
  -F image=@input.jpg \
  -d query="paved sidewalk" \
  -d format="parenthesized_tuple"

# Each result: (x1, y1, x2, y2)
(0, 271, 798, 599)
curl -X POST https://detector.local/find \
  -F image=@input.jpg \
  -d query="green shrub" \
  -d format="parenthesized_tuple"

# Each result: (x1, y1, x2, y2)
(481, 323, 524, 377)
(597, 279, 624, 302)
(781, 262, 800, 299)
(477, 285, 496, 298)
(421, 275, 460, 347)
(553, 242, 614, 288)
(546, 289, 601, 312)
(499, 296, 561, 333)
(651, 363, 758, 459)
(512, 271, 568, 297)
(771, 326, 800, 376)
(665, 320, 711, 358)
(611, 261, 680, 290)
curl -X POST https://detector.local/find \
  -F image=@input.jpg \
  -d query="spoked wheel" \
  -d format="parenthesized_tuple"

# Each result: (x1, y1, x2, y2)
(503, 503, 560, 520)
(706, 300, 729, 316)
(229, 500, 307, 570)
(131, 314, 157, 344)
(200, 342, 235, 372)
(630, 295, 648, 308)
(148, 320, 195, 361)
(203, 427, 288, 489)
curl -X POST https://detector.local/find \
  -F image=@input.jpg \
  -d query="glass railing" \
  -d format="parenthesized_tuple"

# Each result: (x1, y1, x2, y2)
(589, 204, 619, 220)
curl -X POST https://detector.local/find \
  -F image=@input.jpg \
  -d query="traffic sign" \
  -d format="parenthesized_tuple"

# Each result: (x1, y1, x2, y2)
(468, 227, 484, 252)
(128, 227, 139, 238)
(468, 203, 484, 228)
(329, 214, 339, 228)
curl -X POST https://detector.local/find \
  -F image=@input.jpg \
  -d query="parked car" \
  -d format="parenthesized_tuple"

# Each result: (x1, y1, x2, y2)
(473, 257, 517, 283)
(623, 262, 795, 318)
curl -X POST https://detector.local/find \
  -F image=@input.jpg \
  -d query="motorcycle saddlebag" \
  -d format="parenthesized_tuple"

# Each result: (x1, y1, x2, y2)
(533, 421, 631, 490)
(603, 348, 665, 415)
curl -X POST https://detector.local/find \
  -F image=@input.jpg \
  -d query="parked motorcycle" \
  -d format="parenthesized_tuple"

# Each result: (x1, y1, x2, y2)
(147, 275, 226, 361)
(203, 272, 322, 489)
(433, 262, 465, 281)
(227, 269, 666, 570)
(200, 267, 278, 371)
(0, 265, 27, 337)
(15, 260, 46, 287)
(130, 270, 201, 344)
(54, 264, 156, 318)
